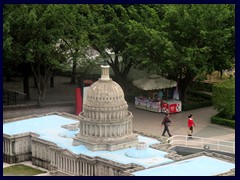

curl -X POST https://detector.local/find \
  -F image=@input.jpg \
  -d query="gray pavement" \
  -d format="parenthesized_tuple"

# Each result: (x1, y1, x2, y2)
(129, 104, 235, 142)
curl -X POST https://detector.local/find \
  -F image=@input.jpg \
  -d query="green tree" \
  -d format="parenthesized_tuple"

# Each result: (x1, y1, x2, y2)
(4, 4, 35, 99)
(88, 5, 165, 89)
(202, 5, 235, 78)
(125, 5, 173, 75)
(60, 5, 91, 84)
(158, 4, 234, 101)
(4, 5, 73, 104)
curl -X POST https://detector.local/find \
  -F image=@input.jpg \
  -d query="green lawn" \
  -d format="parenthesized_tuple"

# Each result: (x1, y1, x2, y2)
(3, 164, 46, 176)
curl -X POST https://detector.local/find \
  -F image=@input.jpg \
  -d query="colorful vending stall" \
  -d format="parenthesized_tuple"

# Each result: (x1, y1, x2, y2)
(161, 99, 182, 114)
(135, 97, 162, 113)
(133, 75, 181, 114)
(147, 100, 162, 113)
(135, 97, 148, 110)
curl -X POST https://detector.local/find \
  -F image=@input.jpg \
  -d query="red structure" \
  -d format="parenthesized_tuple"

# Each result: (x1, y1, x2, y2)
(75, 88, 82, 115)
(161, 100, 182, 114)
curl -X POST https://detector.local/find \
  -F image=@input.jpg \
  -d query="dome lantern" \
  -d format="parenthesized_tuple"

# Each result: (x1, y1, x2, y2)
(100, 64, 110, 81)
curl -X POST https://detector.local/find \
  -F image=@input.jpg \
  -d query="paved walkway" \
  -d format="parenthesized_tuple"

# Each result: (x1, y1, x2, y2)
(129, 104, 235, 142)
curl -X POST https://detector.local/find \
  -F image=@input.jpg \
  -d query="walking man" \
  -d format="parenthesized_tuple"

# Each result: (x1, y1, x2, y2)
(161, 113, 172, 137)
(188, 114, 196, 136)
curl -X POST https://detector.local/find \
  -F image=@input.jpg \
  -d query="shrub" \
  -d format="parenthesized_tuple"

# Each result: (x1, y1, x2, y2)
(188, 81, 213, 92)
(211, 113, 235, 129)
(186, 90, 212, 99)
(212, 79, 235, 118)
(182, 101, 212, 111)
(182, 90, 212, 111)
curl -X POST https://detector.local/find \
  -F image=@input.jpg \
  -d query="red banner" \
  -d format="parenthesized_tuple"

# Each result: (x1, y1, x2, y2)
(75, 88, 82, 115)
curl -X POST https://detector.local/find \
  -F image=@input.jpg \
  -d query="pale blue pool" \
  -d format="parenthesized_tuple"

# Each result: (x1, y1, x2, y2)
(3, 115, 172, 168)
(132, 155, 235, 176)
(3, 115, 234, 174)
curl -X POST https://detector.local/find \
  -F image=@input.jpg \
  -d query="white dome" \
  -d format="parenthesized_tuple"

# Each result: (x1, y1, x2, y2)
(82, 68, 128, 121)
(85, 79, 126, 107)
(73, 64, 138, 151)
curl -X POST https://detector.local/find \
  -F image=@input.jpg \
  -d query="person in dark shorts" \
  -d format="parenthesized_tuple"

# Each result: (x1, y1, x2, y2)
(161, 113, 172, 137)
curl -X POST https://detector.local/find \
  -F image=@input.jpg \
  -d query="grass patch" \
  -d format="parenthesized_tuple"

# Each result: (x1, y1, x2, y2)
(3, 164, 46, 176)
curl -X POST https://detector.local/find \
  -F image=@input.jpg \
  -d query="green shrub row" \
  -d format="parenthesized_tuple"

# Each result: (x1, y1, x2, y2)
(182, 101, 212, 111)
(186, 89, 212, 99)
(212, 79, 235, 117)
(189, 81, 213, 92)
(211, 114, 235, 129)
(182, 89, 212, 111)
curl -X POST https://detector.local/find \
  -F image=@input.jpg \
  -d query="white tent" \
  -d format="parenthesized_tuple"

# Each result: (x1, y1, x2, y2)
(133, 75, 177, 91)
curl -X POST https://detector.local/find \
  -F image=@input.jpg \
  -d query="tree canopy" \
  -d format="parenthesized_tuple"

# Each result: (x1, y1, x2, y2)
(4, 4, 235, 103)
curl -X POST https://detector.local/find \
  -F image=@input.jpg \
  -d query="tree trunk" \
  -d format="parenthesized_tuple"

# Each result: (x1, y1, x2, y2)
(107, 53, 133, 92)
(108, 59, 132, 92)
(177, 71, 195, 103)
(6, 69, 12, 81)
(220, 70, 223, 79)
(71, 57, 77, 84)
(50, 74, 54, 88)
(33, 75, 38, 88)
(23, 63, 30, 100)
(31, 63, 52, 105)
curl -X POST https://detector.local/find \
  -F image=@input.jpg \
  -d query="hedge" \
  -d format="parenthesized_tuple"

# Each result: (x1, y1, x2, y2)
(182, 101, 212, 111)
(189, 81, 213, 92)
(211, 114, 235, 129)
(186, 89, 212, 99)
(182, 89, 212, 111)
(212, 79, 235, 117)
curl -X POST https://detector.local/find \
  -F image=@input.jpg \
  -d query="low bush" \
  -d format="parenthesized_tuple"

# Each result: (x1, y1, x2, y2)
(182, 90, 212, 111)
(188, 81, 213, 92)
(211, 113, 235, 129)
(182, 101, 212, 111)
(186, 90, 212, 99)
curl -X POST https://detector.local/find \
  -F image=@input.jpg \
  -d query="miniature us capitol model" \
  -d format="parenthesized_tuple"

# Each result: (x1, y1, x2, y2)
(3, 64, 235, 176)
(72, 63, 138, 151)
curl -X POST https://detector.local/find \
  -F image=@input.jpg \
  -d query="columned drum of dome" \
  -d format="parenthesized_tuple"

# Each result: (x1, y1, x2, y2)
(73, 64, 138, 151)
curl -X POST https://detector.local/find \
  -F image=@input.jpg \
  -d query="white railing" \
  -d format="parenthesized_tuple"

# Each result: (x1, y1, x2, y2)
(166, 135, 235, 154)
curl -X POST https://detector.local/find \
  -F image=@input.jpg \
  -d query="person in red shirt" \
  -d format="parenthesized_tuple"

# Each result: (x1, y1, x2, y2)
(188, 114, 196, 136)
